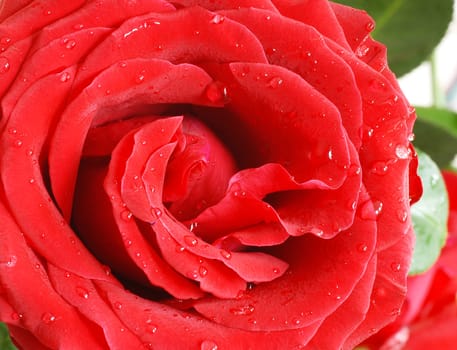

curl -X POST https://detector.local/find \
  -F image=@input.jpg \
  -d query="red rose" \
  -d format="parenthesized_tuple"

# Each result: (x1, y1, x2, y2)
(364, 171, 457, 350)
(0, 1, 420, 349)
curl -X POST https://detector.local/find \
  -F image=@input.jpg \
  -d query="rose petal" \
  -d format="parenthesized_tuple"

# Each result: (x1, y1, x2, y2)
(272, 0, 350, 50)
(207, 61, 351, 185)
(82, 115, 160, 157)
(222, 7, 363, 149)
(0, 0, 33, 22)
(2, 27, 110, 119)
(330, 2, 375, 52)
(74, 6, 268, 90)
(1, 67, 110, 280)
(171, 0, 279, 12)
(194, 190, 377, 331)
(328, 40, 413, 249)
(49, 58, 215, 219)
(31, 0, 175, 52)
(0, 1, 85, 44)
(343, 227, 414, 348)
(0, 38, 32, 102)
(307, 255, 377, 349)
(95, 279, 323, 349)
(47, 265, 145, 349)
(6, 326, 52, 350)
(0, 201, 108, 349)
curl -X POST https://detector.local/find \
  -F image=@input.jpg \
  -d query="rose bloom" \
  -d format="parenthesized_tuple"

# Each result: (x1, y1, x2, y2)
(0, 1, 421, 349)
(363, 171, 457, 350)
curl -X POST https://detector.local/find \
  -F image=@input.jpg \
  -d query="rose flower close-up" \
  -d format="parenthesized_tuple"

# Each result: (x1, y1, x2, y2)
(0, 0, 422, 349)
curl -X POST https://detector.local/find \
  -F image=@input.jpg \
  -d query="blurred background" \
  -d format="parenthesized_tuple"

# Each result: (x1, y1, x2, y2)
(399, 0, 457, 112)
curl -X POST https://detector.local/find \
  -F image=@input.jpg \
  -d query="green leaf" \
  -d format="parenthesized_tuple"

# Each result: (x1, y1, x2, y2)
(0, 323, 16, 350)
(409, 150, 448, 275)
(413, 107, 457, 168)
(333, 0, 454, 76)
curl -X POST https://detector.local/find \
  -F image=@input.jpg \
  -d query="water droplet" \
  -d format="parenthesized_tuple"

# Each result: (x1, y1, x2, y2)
(151, 207, 162, 220)
(365, 21, 375, 31)
(11, 312, 22, 321)
(359, 200, 376, 220)
(407, 133, 415, 142)
(0, 37, 11, 46)
(199, 265, 208, 277)
(135, 74, 145, 84)
(373, 200, 383, 216)
(327, 148, 333, 160)
(204, 81, 229, 104)
(272, 267, 280, 274)
(219, 249, 232, 259)
(62, 38, 76, 49)
(355, 44, 370, 58)
(114, 302, 123, 310)
(390, 262, 401, 272)
(229, 304, 255, 316)
(210, 14, 225, 24)
(184, 235, 198, 246)
(43, 9, 52, 16)
(201, 340, 218, 350)
(357, 243, 368, 253)
(0, 56, 10, 73)
(41, 312, 56, 324)
(149, 325, 158, 334)
(60, 71, 71, 83)
(175, 245, 185, 253)
(13, 139, 23, 147)
(187, 270, 199, 280)
(76, 286, 90, 299)
(396, 209, 408, 223)
(370, 161, 389, 175)
(395, 144, 409, 159)
(120, 209, 133, 221)
(1, 255, 17, 267)
(267, 76, 283, 89)
(29, 178, 35, 184)
(430, 174, 439, 187)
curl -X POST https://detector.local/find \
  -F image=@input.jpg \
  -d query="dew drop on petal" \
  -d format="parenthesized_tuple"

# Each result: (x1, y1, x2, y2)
(1, 255, 17, 267)
(210, 14, 225, 24)
(373, 200, 383, 216)
(76, 286, 90, 299)
(204, 81, 229, 104)
(395, 144, 409, 159)
(219, 249, 232, 259)
(184, 235, 198, 246)
(357, 243, 368, 253)
(390, 262, 401, 272)
(229, 304, 255, 316)
(365, 21, 375, 31)
(60, 71, 71, 83)
(41, 312, 56, 324)
(199, 265, 208, 277)
(151, 207, 162, 220)
(396, 209, 408, 223)
(114, 302, 123, 310)
(13, 139, 23, 148)
(120, 209, 133, 221)
(267, 76, 284, 89)
(201, 340, 218, 350)
(0, 56, 10, 74)
(370, 161, 389, 175)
